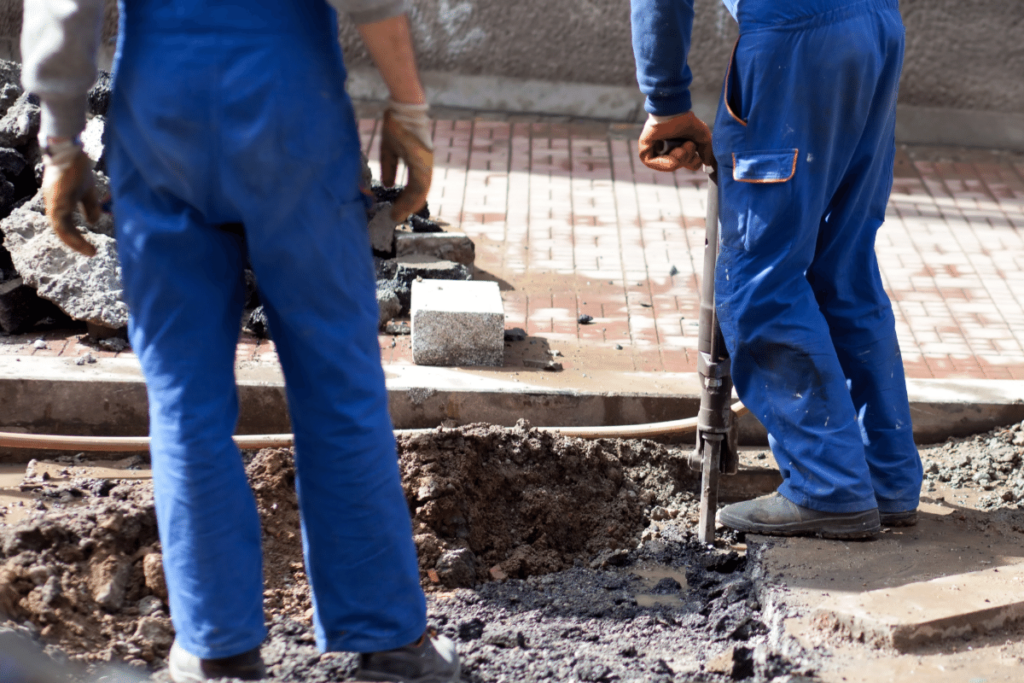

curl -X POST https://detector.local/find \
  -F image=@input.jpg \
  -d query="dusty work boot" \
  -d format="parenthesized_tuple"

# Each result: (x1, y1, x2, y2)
(717, 492, 880, 539)
(356, 630, 460, 683)
(168, 640, 266, 683)
(879, 509, 918, 527)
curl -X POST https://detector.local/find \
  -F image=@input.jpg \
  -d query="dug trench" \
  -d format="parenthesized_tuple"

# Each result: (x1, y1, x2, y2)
(4, 419, 1024, 681)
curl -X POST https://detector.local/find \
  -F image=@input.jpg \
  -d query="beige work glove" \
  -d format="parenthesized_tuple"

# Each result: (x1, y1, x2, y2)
(637, 111, 716, 174)
(379, 99, 434, 222)
(41, 138, 101, 257)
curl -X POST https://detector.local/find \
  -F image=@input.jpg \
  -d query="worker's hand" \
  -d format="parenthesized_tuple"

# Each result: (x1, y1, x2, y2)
(380, 99, 434, 223)
(638, 111, 716, 174)
(41, 138, 100, 257)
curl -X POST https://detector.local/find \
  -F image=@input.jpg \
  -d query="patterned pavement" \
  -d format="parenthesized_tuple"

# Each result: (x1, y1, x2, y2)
(5, 108, 1024, 382)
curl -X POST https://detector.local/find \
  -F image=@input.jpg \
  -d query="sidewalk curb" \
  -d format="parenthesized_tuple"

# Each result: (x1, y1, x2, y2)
(1, 357, 1021, 461)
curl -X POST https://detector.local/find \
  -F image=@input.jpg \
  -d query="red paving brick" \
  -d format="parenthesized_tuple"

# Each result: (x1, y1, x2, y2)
(4, 112, 1024, 383)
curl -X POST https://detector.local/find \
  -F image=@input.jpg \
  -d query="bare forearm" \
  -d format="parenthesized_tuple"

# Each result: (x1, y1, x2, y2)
(357, 14, 426, 105)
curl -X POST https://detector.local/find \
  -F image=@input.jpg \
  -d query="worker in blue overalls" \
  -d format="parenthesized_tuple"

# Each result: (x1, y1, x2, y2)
(631, 0, 923, 537)
(23, 1, 458, 680)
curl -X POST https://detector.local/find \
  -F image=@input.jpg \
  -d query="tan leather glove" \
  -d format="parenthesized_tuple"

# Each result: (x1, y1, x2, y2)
(637, 111, 716, 174)
(41, 138, 101, 257)
(379, 99, 433, 223)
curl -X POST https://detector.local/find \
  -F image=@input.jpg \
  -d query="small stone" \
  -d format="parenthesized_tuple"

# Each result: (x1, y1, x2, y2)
(384, 320, 410, 335)
(427, 569, 441, 584)
(436, 548, 476, 588)
(143, 553, 168, 600)
(578, 314, 594, 324)
(489, 565, 508, 581)
(523, 359, 562, 372)
(32, 339, 46, 350)
(504, 327, 527, 342)
(669, 265, 679, 276)
(98, 337, 127, 352)
(614, 344, 623, 350)
(458, 618, 485, 641)
(650, 506, 671, 521)
(137, 595, 164, 617)
(132, 616, 173, 650)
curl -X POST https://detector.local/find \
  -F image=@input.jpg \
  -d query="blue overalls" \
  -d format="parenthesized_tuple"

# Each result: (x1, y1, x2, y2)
(106, 0, 426, 659)
(635, 0, 923, 514)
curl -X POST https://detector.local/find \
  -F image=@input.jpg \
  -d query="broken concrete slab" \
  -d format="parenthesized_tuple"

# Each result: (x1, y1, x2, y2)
(0, 181, 126, 329)
(814, 563, 1024, 651)
(376, 283, 402, 328)
(0, 92, 39, 149)
(411, 279, 503, 366)
(395, 254, 471, 283)
(396, 229, 475, 266)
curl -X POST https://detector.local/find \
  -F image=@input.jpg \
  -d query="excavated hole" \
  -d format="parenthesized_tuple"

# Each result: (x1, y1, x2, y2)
(0, 422, 813, 681)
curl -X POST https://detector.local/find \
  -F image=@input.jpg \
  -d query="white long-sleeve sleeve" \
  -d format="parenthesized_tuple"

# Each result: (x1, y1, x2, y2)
(21, 0, 105, 141)
(21, 0, 412, 142)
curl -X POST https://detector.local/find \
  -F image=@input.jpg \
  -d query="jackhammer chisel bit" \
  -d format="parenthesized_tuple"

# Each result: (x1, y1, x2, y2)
(691, 175, 739, 545)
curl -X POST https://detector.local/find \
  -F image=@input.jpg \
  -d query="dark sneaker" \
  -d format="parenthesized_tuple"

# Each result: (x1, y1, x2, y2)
(717, 492, 880, 539)
(880, 509, 918, 527)
(168, 640, 266, 683)
(356, 631, 460, 683)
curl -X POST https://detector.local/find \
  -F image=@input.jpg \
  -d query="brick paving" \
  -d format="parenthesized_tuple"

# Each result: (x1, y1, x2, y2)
(3, 110, 1024, 382)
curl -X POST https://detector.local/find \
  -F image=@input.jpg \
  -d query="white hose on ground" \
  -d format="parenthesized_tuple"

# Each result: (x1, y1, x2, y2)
(0, 402, 748, 451)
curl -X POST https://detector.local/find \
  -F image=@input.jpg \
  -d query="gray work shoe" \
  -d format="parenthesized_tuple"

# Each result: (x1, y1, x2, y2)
(880, 509, 918, 527)
(168, 639, 266, 683)
(717, 492, 880, 539)
(356, 631, 460, 683)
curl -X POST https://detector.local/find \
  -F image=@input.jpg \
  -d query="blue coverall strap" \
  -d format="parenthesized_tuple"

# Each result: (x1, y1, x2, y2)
(731, 149, 799, 183)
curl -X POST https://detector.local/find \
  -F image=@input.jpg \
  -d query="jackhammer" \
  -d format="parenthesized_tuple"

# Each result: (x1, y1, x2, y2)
(687, 174, 740, 544)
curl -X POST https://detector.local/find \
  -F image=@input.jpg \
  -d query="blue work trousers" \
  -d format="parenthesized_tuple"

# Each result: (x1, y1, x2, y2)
(106, 0, 426, 659)
(712, 0, 923, 513)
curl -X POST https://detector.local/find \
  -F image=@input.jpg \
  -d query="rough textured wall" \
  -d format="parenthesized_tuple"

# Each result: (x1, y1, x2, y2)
(899, 0, 1024, 113)
(339, 0, 737, 95)
(3, 0, 1022, 114)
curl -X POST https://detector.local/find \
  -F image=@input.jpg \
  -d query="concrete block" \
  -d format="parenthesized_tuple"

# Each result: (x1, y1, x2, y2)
(813, 564, 1024, 651)
(396, 229, 475, 266)
(411, 280, 503, 367)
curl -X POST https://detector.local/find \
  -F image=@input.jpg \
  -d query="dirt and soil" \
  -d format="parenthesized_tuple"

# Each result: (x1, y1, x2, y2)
(2, 418, 1024, 681)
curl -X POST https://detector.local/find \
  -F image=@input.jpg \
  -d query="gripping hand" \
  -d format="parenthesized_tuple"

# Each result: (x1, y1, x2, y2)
(380, 100, 434, 223)
(41, 138, 101, 257)
(637, 111, 716, 174)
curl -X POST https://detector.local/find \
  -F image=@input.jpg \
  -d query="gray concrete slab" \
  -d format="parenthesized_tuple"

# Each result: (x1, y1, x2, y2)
(813, 564, 1024, 651)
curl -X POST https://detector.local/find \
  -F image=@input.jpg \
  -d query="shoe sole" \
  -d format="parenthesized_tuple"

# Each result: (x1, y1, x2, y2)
(717, 509, 880, 540)
(880, 511, 918, 527)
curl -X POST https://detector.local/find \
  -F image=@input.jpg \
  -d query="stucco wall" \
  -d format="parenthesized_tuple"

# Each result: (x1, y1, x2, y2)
(3, 0, 1022, 115)
(340, 0, 1024, 115)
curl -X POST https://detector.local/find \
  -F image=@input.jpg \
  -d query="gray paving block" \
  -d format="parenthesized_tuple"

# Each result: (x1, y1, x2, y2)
(412, 280, 503, 367)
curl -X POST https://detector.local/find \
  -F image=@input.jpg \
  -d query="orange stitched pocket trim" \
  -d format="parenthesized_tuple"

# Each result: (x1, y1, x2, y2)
(731, 149, 799, 184)
(724, 40, 747, 127)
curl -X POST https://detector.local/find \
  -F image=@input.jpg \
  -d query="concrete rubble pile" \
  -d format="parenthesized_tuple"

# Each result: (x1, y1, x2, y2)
(0, 59, 475, 342)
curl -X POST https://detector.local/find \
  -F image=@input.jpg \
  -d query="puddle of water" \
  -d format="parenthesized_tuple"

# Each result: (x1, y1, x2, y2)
(631, 565, 690, 608)
(0, 459, 152, 526)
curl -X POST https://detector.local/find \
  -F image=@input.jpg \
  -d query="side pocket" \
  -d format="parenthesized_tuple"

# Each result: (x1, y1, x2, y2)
(720, 149, 799, 252)
(723, 40, 748, 127)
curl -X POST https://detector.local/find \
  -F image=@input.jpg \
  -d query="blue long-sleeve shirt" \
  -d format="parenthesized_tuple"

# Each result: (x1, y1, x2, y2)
(631, 0, 739, 116)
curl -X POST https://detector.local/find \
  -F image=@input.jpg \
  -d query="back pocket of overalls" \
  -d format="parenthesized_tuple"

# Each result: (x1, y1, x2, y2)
(724, 149, 798, 252)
